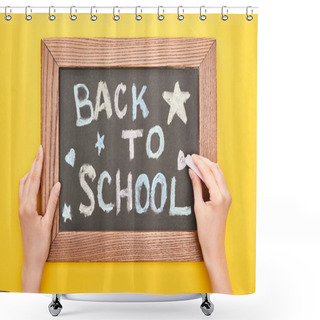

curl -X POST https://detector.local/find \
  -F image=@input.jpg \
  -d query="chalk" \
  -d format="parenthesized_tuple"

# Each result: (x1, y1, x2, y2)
(65, 148, 75, 167)
(185, 154, 204, 182)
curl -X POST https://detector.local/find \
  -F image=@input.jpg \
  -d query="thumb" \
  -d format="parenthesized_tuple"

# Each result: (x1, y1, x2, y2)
(188, 169, 204, 212)
(43, 182, 61, 227)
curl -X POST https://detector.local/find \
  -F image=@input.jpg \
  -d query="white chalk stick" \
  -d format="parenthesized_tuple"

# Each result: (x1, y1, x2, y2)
(185, 155, 204, 182)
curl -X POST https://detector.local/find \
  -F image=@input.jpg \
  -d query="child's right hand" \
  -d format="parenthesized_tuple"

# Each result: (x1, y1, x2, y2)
(188, 154, 232, 294)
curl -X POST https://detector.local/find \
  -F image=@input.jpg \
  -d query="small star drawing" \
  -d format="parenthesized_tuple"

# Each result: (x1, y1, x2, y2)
(162, 81, 191, 125)
(62, 203, 72, 223)
(95, 131, 105, 156)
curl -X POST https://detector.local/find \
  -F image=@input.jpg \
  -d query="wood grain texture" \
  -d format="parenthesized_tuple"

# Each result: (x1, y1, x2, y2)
(42, 37, 215, 68)
(41, 37, 216, 262)
(47, 231, 201, 262)
(41, 41, 60, 243)
(199, 40, 217, 201)
(199, 40, 217, 161)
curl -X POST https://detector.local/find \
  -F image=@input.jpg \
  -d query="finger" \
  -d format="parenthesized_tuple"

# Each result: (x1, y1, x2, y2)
(188, 169, 204, 211)
(43, 182, 61, 227)
(216, 164, 232, 202)
(19, 172, 29, 201)
(192, 154, 221, 200)
(215, 163, 231, 195)
(197, 156, 229, 196)
(26, 145, 44, 199)
(197, 155, 216, 168)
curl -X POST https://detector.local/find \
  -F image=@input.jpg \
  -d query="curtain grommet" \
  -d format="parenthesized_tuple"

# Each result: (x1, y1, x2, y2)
(158, 6, 164, 21)
(25, 6, 32, 21)
(135, 6, 142, 21)
(49, 6, 56, 21)
(200, 6, 207, 21)
(177, 6, 184, 21)
(91, 6, 97, 21)
(113, 6, 120, 21)
(246, 6, 253, 21)
(70, 6, 77, 21)
(221, 6, 228, 21)
(4, 6, 12, 21)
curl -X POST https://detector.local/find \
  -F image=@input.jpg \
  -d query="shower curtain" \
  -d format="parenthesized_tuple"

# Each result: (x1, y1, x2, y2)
(0, 10, 257, 295)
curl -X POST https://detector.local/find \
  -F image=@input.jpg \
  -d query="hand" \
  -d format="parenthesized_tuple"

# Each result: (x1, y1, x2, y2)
(188, 154, 232, 294)
(18, 145, 61, 293)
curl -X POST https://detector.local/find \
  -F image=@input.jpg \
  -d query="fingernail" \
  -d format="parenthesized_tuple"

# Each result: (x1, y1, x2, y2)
(36, 145, 42, 160)
(192, 154, 198, 162)
(55, 182, 61, 195)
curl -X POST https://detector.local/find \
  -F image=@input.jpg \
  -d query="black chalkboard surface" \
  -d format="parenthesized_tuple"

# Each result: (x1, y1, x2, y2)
(59, 67, 199, 231)
(42, 37, 216, 261)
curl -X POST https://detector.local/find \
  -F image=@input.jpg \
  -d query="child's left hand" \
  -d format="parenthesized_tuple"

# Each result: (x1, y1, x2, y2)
(18, 145, 60, 292)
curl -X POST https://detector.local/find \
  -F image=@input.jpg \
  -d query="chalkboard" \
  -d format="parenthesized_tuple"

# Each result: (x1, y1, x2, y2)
(59, 67, 199, 231)
(41, 37, 216, 262)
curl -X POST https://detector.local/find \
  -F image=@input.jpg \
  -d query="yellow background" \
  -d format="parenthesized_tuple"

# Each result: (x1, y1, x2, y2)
(0, 13, 257, 294)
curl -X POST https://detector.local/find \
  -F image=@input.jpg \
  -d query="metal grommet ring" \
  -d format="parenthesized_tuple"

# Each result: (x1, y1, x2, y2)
(5, 6, 12, 21)
(158, 6, 164, 21)
(246, 6, 253, 21)
(113, 6, 120, 21)
(25, 6, 32, 21)
(135, 6, 142, 21)
(177, 6, 184, 21)
(221, 6, 228, 21)
(91, 6, 97, 21)
(49, 6, 56, 21)
(200, 5, 207, 21)
(70, 6, 77, 21)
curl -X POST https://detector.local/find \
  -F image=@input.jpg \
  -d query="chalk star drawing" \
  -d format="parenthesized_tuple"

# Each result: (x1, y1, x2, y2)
(162, 81, 190, 125)
(95, 131, 105, 156)
(62, 203, 72, 222)
(65, 148, 75, 167)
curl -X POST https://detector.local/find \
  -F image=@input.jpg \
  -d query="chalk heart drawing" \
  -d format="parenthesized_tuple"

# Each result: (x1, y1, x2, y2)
(65, 148, 75, 167)
(177, 150, 187, 171)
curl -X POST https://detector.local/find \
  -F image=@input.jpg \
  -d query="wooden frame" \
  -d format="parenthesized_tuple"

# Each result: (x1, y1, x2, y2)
(41, 37, 216, 262)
